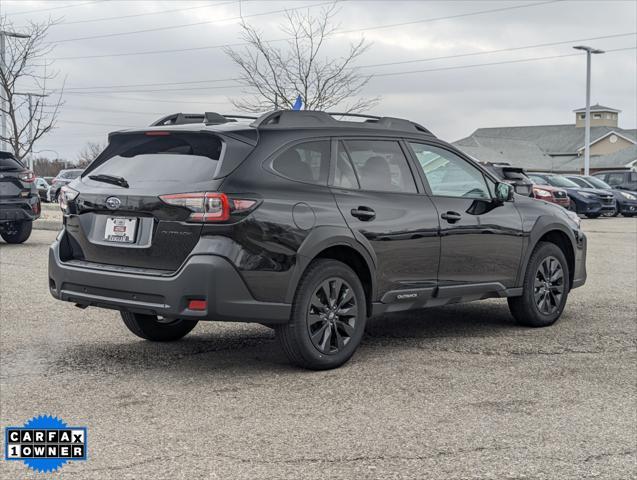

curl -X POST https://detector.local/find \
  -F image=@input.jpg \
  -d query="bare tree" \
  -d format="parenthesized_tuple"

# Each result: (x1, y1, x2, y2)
(76, 141, 104, 167)
(0, 17, 63, 162)
(224, 4, 378, 113)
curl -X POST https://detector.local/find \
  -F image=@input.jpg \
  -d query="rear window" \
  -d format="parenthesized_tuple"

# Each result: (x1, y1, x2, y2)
(89, 133, 223, 186)
(0, 155, 24, 171)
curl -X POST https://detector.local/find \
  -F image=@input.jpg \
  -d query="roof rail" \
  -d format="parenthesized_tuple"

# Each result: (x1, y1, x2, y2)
(250, 110, 433, 135)
(150, 112, 257, 127)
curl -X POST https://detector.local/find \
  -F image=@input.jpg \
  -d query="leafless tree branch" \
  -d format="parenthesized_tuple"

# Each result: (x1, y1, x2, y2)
(0, 16, 63, 162)
(224, 4, 379, 113)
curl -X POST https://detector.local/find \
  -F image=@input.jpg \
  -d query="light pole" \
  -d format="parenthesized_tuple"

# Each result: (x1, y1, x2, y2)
(0, 30, 30, 152)
(573, 45, 605, 175)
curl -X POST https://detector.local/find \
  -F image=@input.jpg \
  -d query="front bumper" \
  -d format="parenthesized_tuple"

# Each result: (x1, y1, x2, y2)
(618, 199, 637, 214)
(48, 236, 291, 324)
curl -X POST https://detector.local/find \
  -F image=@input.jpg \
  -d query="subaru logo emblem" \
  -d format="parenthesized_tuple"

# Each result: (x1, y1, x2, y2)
(105, 197, 121, 210)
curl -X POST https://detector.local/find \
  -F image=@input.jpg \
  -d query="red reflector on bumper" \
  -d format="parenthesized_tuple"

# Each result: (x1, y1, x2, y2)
(188, 299, 207, 311)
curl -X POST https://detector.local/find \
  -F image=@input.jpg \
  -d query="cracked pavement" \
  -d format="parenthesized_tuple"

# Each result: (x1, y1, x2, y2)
(1, 218, 635, 479)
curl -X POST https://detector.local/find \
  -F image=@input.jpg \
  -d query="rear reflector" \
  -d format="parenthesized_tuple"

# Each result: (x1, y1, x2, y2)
(145, 131, 171, 136)
(188, 299, 207, 311)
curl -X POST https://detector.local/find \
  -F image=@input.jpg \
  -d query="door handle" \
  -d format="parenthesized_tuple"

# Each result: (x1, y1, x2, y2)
(441, 211, 462, 223)
(350, 206, 376, 221)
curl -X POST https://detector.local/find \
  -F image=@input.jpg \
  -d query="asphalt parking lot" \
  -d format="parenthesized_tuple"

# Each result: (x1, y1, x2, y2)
(1, 219, 635, 479)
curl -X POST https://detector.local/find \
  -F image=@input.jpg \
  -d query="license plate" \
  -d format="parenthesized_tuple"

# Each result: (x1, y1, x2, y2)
(105, 217, 137, 243)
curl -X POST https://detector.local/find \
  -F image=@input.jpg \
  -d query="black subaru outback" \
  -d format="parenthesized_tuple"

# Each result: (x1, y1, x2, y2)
(49, 111, 587, 369)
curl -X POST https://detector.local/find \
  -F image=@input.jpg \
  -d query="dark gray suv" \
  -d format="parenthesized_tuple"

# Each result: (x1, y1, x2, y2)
(48, 111, 587, 369)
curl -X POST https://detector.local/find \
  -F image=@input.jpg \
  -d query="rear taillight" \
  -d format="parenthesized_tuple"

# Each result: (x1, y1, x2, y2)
(59, 185, 79, 212)
(19, 171, 35, 183)
(32, 199, 41, 215)
(159, 192, 257, 223)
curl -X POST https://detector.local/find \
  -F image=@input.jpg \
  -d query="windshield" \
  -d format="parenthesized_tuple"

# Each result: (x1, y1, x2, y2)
(60, 170, 82, 179)
(583, 176, 611, 189)
(547, 175, 579, 188)
(527, 174, 549, 185)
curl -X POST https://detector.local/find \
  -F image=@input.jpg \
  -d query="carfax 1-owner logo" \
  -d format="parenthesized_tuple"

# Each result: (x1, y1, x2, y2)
(4, 415, 87, 473)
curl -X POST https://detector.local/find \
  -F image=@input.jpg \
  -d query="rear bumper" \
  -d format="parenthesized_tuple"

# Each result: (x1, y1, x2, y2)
(0, 197, 40, 223)
(48, 236, 291, 324)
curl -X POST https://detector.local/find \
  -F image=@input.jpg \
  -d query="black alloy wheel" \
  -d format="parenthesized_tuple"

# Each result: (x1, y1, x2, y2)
(307, 277, 358, 355)
(533, 256, 564, 316)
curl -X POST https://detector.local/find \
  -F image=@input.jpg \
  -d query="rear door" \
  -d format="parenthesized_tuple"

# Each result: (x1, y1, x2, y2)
(64, 131, 246, 271)
(330, 138, 440, 298)
(407, 142, 523, 289)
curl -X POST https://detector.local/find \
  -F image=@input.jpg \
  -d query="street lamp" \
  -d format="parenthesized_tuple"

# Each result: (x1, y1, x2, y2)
(573, 45, 605, 176)
(0, 30, 30, 152)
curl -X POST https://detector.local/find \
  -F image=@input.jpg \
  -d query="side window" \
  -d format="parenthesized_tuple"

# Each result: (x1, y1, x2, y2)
(271, 140, 330, 185)
(342, 140, 417, 193)
(409, 143, 491, 199)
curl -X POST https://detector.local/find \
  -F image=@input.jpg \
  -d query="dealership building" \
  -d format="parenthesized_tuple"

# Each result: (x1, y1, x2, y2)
(453, 104, 637, 173)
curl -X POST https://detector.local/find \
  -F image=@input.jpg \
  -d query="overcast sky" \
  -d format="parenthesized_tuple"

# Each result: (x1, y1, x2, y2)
(2, 0, 636, 161)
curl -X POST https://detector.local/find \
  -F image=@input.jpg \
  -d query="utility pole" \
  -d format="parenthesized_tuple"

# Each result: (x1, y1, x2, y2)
(0, 29, 30, 152)
(15, 92, 48, 170)
(573, 45, 605, 176)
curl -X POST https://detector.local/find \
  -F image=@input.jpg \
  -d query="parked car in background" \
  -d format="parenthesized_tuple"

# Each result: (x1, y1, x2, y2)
(0, 151, 40, 243)
(566, 174, 637, 217)
(50, 169, 83, 202)
(527, 173, 616, 218)
(592, 169, 637, 191)
(529, 183, 571, 208)
(35, 177, 51, 202)
(48, 110, 587, 370)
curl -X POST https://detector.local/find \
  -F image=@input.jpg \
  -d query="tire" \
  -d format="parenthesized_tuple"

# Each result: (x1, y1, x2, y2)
(508, 242, 570, 328)
(585, 213, 600, 219)
(121, 312, 197, 341)
(276, 259, 367, 370)
(0, 220, 32, 244)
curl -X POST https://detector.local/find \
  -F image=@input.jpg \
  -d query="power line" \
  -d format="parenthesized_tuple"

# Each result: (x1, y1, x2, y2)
(55, 92, 230, 105)
(50, 0, 560, 59)
(358, 32, 637, 69)
(7, 0, 105, 16)
(57, 32, 635, 92)
(58, 45, 637, 97)
(50, 1, 335, 43)
(371, 46, 636, 78)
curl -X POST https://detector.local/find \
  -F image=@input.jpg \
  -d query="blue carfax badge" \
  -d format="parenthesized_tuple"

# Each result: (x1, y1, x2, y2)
(4, 415, 88, 473)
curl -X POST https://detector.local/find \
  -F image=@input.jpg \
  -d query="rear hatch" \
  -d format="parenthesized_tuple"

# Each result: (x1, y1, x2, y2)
(62, 129, 254, 271)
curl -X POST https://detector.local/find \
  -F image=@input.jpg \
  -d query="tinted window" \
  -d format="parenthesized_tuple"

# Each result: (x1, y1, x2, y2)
(567, 177, 590, 188)
(584, 176, 611, 189)
(271, 140, 329, 185)
(409, 143, 490, 199)
(333, 141, 359, 189)
(528, 174, 549, 185)
(88, 133, 222, 186)
(547, 175, 579, 188)
(342, 140, 416, 193)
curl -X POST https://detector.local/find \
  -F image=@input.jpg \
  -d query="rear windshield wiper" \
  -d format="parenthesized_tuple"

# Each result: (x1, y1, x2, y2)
(88, 174, 129, 188)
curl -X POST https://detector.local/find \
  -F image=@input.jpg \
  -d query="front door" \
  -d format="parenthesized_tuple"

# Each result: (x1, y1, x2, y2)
(407, 142, 524, 290)
(330, 139, 440, 297)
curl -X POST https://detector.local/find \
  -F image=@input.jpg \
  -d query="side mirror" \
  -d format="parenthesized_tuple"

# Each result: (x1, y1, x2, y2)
(495, 182, 514, 202)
